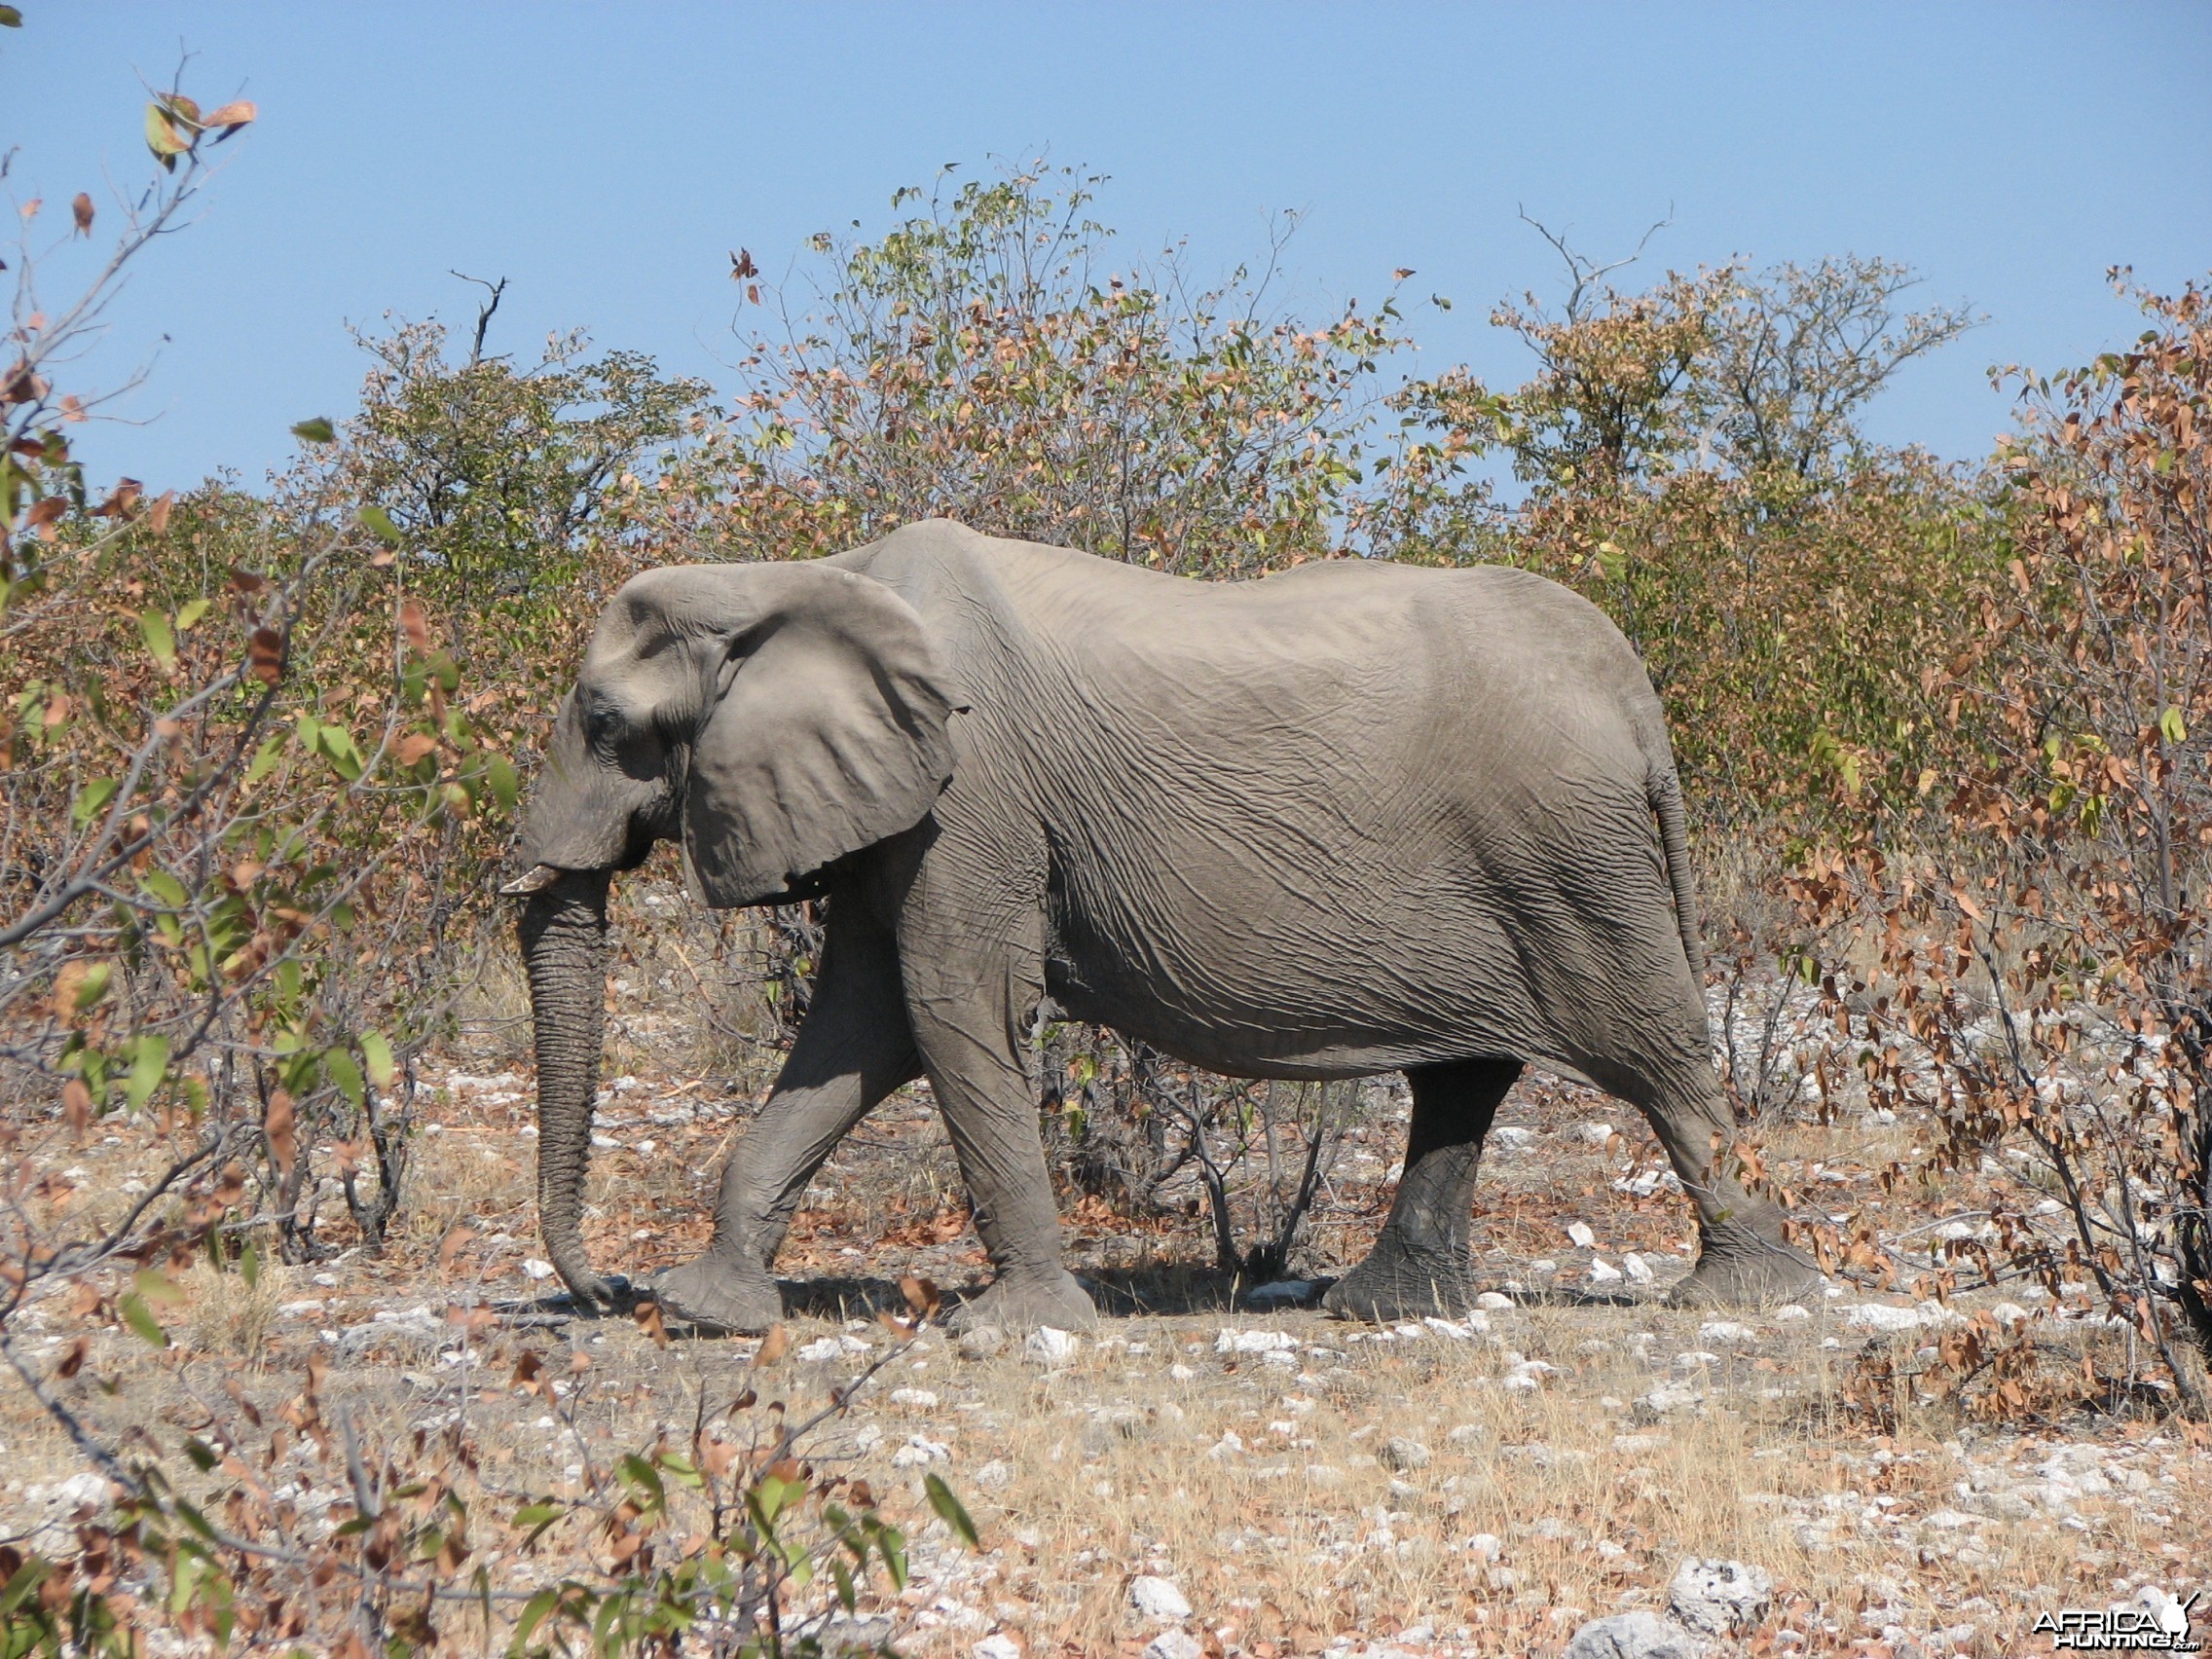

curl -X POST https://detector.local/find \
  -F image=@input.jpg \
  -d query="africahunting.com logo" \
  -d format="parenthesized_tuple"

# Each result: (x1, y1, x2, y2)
(2035, 1592, 2200, 1651)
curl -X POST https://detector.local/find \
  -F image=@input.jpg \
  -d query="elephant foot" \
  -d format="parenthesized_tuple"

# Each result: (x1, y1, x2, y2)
(947, 1267, 1098, 1335)
(647, 1254, 784, 1335)
(1665, 1218, 1823, 1309)
(1321, 1239, 1479, 1323)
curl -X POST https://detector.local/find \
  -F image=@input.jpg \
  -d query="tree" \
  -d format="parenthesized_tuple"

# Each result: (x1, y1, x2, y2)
(325, 313, 710, 629)
(651, 164, 1412, 578)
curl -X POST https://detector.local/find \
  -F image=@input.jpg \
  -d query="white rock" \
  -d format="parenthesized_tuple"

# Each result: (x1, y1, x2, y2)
(1588, 1257, 1623, 1284)
(1476, 1291, 1515, 1311)
(1491, 1125, 1537, 1150)
(1501, 1358, 1557, 1391)
(1214, 1327, 1299, 1355)
(795, 1337, 845, 1363)
(520, 1259, 555, 1281)
(1567, 1221, 1598, 1248)
(1128, 1574, 1193, 1621)
(1669, 1557, 1773, 1637)
(1380, 1436, 1431, 1472)
(1204, 1432, 1244, 1461)
(1697, 1320, 1755, 1346)
(1623, 1252, 1656, 1284)
(1990, 1301, 2034, 1328)
(889, 1387, 939, 1409)
(1447, 1423, 1486, 1445)
(1772, 1304, 1810, 1323)
(890, 1434, 950, 1468)
(1168, 1363, 1197, 1382)
(1573, 1122, 1618, 1145)
(974, 1636, 1023, 1659)
(1563, 1609, 1706, 1659)
(1462, 1531, 1503, 1562)
(48, 1472, 109, 1512)
(1142, 1635, 1201, 1659)
(1635, 1382, 1707, 1421)
(1844, 1303, 1930, 1334)
(1022, 1326, 1079, 1365)
(1674, 1350, 1720, 1370)
(972, 1458, 1013, 1493)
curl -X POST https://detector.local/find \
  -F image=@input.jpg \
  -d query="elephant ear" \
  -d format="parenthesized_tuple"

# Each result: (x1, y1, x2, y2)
(682, 564, 960, 906)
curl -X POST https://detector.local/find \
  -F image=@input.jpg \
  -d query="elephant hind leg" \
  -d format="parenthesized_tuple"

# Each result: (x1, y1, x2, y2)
(1593, 1049, 1822, 1307)
(1322, 1056, 1521, 1322)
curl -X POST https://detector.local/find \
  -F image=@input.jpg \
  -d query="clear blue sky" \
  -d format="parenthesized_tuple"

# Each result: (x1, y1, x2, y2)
(8, 3, 2209, 497)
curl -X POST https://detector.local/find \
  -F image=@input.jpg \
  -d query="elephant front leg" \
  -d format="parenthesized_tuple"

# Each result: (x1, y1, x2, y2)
(650, 905, 920, 1334)
(903, 970, 1097, 1335)
(1324, 1057, 1521, 1321)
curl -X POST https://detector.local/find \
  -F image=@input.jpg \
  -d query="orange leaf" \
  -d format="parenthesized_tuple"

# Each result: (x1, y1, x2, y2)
(204, 100, 257, 129)
(435, 1225, 475, 1272)
(264, 1089, 296, 1171)
(246, 628, 284, 685)
(753, 1323, 789, 1366)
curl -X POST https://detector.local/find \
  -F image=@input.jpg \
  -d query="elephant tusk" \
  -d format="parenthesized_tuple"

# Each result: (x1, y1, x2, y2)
(499, 863, 567, 898)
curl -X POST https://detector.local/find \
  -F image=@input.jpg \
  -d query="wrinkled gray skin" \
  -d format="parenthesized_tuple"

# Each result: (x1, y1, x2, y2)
(507, 520, 1819, 1333)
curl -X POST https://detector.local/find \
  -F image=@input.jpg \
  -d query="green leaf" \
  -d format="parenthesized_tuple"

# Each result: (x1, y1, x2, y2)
(70, 776, 120, 828)
(119, 1291, 169, 1347)
(144, 103, 188, 166)
(359, 1030, 395, 1089)
(122, 1034, 170, 1110)
(486, 756, 520, 814)
(141, 869, 188, 908)
(922, 1472, 978, 1548)
(2160, 706, 2188, 746)
(135, 1266, 185, 1306)
(356, 504, 403, 547)
(68, 959, 112, 1014)
(175, 597, 211, 632)
(240, 1240, 260, 1289)
(183, 1437, 218, 1473)
(290, 417, 335, 444)
(322, 1047, 364, 1108)
(0, 10, 24, 29)
(511, 1587, 562, 1650)
(0, 1555, 50, 1617)
(512, 1502, 565, 1548)
(138, 610, 176, 673)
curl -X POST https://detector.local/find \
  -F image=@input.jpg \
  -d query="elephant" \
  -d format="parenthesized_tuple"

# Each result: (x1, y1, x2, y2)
(504, 519, 1820, 1334)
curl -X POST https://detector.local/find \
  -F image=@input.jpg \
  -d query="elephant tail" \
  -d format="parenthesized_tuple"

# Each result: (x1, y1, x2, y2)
(1647, 761, 1707, 983)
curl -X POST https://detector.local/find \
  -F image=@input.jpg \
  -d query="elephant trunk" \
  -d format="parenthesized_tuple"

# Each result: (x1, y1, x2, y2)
(516, 866, 621, 1310)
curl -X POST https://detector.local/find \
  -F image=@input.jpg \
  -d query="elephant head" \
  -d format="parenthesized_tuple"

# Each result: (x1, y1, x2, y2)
(501, 562, 960, 1309)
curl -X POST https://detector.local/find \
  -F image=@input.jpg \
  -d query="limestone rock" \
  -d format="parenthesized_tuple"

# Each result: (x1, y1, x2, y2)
(1668, 1557, 1773, 1637)
(1379, 1436, 1431, 1472)
(1128, 1575, 1193, 1621)
(1563, 1610, 1704, 1659)
(1022, 1325, 1079, 1365)
(956, 1325, 1006, 1361)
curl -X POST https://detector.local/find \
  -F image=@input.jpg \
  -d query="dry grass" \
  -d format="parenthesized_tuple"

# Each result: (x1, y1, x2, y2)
(3, 946, 2208, 1655)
